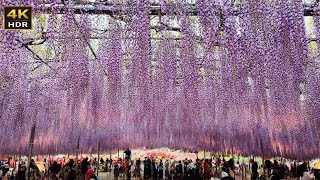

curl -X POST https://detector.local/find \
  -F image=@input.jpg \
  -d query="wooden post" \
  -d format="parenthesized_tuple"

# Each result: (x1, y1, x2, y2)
(27, 122, 36, 180)
(248, 156, 251, 177)
(117, 148, 119, 160)
(97, 141, 100, 176)
(231, 142, 234, 159)
(295, 160, 298, 180)
(18, 153, 21, 166)
(110, 150, 112, 171)
(234, 153, 237, 179)
(76, 136, 80, 165)
(13, 155, 16, 171)
(260, 139, 265, 179)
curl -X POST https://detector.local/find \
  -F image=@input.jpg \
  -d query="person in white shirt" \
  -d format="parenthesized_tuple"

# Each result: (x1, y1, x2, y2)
(301, 171, 314, 180)
(221, 166, 229, 178)
(300, 163, 314, 180)
(140, 162, 144, 178)
(130, 160, 135, 178)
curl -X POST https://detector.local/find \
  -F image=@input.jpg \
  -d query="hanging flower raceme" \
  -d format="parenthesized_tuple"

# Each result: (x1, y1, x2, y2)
(0, 0, 319, 159)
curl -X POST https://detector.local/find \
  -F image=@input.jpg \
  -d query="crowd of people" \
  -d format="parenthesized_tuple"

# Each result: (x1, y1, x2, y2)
(104, 155, 320, 180)
(0, 152, 319, 180)
(106, 156, 236, 180)
(0, 157, 99, 180)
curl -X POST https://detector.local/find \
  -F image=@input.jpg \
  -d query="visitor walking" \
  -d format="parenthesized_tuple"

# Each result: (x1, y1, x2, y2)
(250, 159, 259, 180)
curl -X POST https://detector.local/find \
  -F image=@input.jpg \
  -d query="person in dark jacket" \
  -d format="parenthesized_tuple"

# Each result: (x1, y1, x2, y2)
(159, 160, 164, 179)
(49, 161, 61, 179)
(144, 157, 152, 179)
(65, 159, 77, 180)
(100, 158, 105, 166)
(313, 168, 320, 180)
(250, 159, 259, 180)
(17, 163, 27, 180)
(152, 159, 158, 180)
(81, 158, 89, 179)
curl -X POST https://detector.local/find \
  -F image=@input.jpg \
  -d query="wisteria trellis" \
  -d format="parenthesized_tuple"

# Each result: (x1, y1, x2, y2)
(0, 0, 319, 159)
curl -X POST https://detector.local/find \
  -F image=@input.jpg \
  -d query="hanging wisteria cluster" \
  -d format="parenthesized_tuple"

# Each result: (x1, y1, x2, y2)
(0, 0, 319, 159)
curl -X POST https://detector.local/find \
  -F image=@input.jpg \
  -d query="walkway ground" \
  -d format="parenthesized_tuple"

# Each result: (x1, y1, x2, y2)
(96, 172, 244, 180)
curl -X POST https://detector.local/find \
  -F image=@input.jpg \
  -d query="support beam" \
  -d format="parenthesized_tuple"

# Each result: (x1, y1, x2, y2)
(16, 39, 52, 69)
(29, 3, 320, 16)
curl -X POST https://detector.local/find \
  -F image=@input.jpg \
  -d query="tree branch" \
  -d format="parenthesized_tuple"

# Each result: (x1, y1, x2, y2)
(16, 38, 52, 69)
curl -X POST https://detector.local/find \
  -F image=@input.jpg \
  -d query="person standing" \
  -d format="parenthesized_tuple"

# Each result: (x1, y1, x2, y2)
(299, 163, 314, 180)
(203, 159, 211, 180)
(100, 158, 104, 166)
(16, 162, 26, 180)
(49, 161, 61, 180)
(124, 148, 131, 179)
(158, 160, 164, 180)
(114, 161, 121, 180)
(152, 159, 158, 180)
(65, 159, 77, 180)
(80, 158, 89, 180)
(164, 160, 169, 179)
(129, 160, 135, 179)
(135, 158, 141, 178)
(250, 159, 259, 180)
(143, 157, 150, 179)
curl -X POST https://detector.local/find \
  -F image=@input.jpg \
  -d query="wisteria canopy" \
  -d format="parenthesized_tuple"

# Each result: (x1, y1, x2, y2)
(0, 0, 319, 159)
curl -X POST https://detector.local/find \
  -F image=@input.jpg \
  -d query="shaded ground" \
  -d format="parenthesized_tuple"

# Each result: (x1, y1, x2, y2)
(96, 172, 237, 180)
